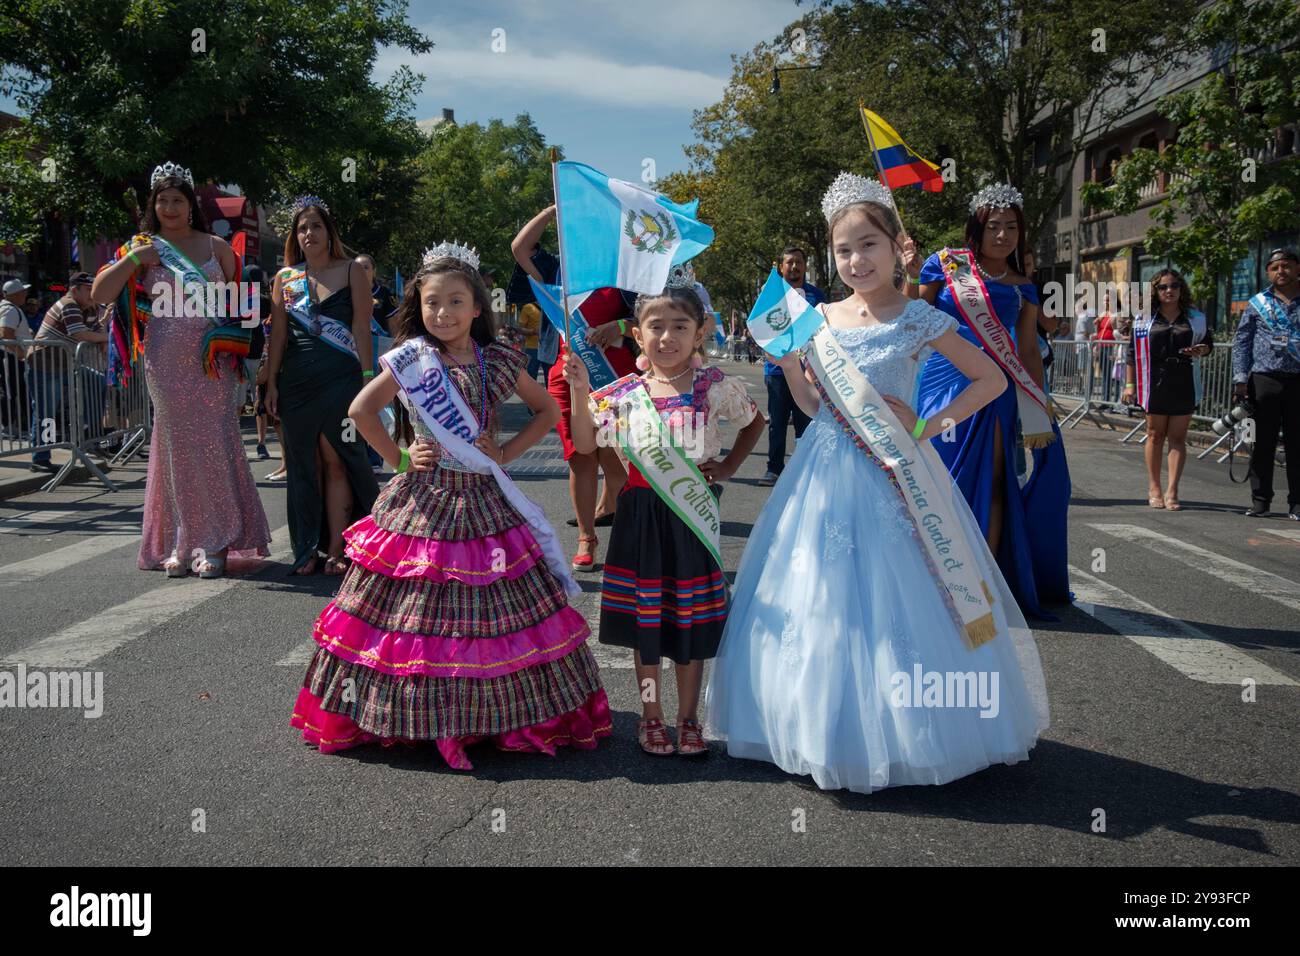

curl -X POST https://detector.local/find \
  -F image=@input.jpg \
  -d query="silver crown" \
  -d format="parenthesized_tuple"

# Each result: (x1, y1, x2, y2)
(665, 262, 696, 290)
(292, 194, 330, 215)
(969, 183, 1023, 213)
(150, 162, 193, 188)
(422, 239, 481, 272)
(821, 171, 894, 222)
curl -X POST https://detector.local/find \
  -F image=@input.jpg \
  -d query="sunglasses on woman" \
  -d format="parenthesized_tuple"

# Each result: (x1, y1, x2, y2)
(1156, 283, 1180, 291)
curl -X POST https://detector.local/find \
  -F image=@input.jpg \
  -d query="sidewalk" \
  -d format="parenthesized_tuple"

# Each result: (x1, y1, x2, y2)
(0, 447, 98, 500)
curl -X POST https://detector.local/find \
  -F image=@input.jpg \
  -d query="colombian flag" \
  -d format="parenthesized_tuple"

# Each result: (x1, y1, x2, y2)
(860, 107, 943, 193)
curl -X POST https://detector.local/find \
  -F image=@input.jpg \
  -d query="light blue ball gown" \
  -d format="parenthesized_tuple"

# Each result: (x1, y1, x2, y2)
(704, 300, 1049, 795)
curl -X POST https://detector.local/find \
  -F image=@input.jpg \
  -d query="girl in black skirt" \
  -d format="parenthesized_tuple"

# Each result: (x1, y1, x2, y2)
(565, 280, 765, 757)
(1123, 269, 1213, 511)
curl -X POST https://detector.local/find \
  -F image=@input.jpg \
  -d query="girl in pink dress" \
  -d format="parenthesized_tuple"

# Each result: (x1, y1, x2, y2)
(92, 164, 271, 577)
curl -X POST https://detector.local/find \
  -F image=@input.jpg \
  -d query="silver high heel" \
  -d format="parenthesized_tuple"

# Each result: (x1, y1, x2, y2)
(164, 556, 188, 578)
(198, 555, 226, 580)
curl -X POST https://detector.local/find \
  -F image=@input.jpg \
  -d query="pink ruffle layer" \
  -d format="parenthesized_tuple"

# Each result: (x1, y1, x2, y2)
(344, 516, 544, 584)
(290, 687, 613, 769)
(312, 601, 592, 679)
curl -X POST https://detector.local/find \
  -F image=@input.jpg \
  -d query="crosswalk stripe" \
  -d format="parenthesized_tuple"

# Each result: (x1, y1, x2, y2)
(1258, 527, 1300, 544)
(0, 533, 138, 586)
(1089, 523, 1300, 615)
(275, 641, 316, 667)
(1068, 565, 1297, 685)
(1, 525, 291, 668)
(0, 509, 82, 534)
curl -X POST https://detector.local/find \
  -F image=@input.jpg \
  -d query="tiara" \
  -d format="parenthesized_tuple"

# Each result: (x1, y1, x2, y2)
(422, 239, 481, 271)
(150, 162, 193, 188)
(821, 171, 894, 222)
(969, 183, 1023, 213)
(292, 195, 330, 215)
(665, 262, 695, 290)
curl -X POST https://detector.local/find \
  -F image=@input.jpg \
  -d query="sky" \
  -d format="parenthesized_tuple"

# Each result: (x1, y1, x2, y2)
(382, 0, 804, 179)
(0, 1, 805, 178)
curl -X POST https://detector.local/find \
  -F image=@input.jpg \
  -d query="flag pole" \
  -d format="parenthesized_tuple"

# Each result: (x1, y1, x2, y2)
(548, 147, 572, 344)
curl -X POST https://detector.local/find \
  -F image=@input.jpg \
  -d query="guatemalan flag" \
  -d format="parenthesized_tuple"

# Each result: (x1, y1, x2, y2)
(746, 268, 825, 359)
(555, 161, 714, 295)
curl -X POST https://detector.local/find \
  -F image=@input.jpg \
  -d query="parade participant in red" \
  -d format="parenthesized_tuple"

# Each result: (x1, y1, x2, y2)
(512, 205, 633, 571)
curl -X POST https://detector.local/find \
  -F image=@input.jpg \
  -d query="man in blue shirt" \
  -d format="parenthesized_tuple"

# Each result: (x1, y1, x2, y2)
(758, 247, 825, 486)
(1234, 248, 1300, 519)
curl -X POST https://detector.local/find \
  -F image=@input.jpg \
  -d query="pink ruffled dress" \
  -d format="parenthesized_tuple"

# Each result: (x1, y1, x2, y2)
(290, 341, 611, 768)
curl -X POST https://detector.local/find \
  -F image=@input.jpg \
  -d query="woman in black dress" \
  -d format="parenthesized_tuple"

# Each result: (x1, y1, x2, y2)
(264, 198, 379, 573)
(1122, 269, 1212, 511)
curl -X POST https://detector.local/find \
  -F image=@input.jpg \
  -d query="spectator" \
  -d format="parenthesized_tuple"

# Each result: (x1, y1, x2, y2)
(1234, 248, 1300, 519)
(1, 278, 31, 438)
(354, 254, 398, 335)
(22, 293, 43, 334)
(758, 246, 825, 486)
(25, 273, 107, 471)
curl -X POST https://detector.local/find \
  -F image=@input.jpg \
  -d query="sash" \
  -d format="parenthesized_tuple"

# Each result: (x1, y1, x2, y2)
(151, 235, 253, 379)
(939, 248, 1056, 447)
(280, 266, 359, 362)
(528, 277, 617, 389)
(99, 234, 154, 384)
(588, 373, 722, 568)
(1132, 309, 1208, 411)
(1250, 291, 1300, 364)
(807, 324, 998, 648)
(381, 341, 579, 597)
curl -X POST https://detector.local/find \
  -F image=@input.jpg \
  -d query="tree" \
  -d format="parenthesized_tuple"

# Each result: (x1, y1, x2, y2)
(0, 0, 431, 252)
(1079, 0, 1300, 301)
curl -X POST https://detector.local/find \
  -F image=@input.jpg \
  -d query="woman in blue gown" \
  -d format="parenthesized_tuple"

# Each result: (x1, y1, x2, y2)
(911, 187, 1071, 618)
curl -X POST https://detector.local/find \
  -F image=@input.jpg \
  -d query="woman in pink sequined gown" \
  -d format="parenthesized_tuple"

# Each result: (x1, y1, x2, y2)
(92, 167, 271, 575)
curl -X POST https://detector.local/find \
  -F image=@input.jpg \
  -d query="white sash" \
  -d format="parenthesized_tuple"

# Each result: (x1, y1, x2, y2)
(588, 373, 722, 568)
(280, 267, 359, 362)
(381, 341, 579, 597)
(939, 248, 1056, 447)
(808, 324, 998, 648)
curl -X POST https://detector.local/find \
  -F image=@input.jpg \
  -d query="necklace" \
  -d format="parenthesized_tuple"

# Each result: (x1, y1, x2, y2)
(975, 258, 1008, 282)
(644, 366, 693, 385)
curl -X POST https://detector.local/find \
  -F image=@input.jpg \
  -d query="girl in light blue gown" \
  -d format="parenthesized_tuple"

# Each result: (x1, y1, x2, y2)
(704, 174, 1049, 795)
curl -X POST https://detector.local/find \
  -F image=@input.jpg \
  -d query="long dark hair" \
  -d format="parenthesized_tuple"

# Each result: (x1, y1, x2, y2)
(392, 257, 496, 350)
(1149, 268, 1193, 313)
(965, 204, 1027, 275)
(283, 202, 350, 266)
(140, 176, 209, 234)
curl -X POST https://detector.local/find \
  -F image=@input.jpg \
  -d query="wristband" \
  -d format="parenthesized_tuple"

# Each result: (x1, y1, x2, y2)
(911, 416, 927, 440)
(906, 274, 921, 285)
(127, 251, 142, 267)
(617, 319, 628, 335)
(361, 369, 375, 379)
(397, 449, 411, 473)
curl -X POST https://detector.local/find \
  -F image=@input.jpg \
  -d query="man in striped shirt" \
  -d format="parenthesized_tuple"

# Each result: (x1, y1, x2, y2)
(26, 273, 106, 472)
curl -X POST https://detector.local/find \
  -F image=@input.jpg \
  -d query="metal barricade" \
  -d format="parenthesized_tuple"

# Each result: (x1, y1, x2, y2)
(0, 337, 116, 490)
(72, 340, 152, 473)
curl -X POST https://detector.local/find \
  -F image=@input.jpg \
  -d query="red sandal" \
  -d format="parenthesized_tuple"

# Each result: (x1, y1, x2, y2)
(638, 718, 675, 756)
(572, 533, 598, 571)
(676, 718, 708, 757)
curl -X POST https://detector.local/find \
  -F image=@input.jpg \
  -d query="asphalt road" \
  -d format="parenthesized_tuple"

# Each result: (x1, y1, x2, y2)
(1, 357, 1296, 866)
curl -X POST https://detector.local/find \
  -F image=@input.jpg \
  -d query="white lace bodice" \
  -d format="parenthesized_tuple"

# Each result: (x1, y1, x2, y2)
(803, 299, 956, 400)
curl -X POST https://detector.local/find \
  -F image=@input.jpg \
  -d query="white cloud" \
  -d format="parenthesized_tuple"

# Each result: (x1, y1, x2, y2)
(379, 42, 729, 110)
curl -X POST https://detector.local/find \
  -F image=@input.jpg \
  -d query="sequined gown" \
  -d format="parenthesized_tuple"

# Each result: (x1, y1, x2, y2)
(138, 245, 271, 569)
(291, 341, 612, 769)
(704, 301, 1049, 795)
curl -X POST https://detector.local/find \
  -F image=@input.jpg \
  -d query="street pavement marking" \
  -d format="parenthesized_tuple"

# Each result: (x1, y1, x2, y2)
(1090, 523, 1300, 615)
(0, 532, 138, 586)
(276, 641, 316, 667)
(1258, 527, 1300, 544)
(0, 510, 82, 534)
(2, 525, 290, 668)
(1069, 565, 1297, 686)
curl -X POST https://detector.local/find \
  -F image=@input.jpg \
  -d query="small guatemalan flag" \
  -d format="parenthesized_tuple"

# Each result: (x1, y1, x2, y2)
(746, 268, 825, 359)
(555, 161, 713, 296)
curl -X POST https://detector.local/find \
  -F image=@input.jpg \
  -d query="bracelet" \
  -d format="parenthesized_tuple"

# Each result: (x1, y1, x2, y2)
(911, 416, 927, 439)
(906, 274, 921, 285)
(397, 449, 411, 473)
(361, 369, 375, 379)
(127, 251, 141, 267)
(617, 319, 628, 336)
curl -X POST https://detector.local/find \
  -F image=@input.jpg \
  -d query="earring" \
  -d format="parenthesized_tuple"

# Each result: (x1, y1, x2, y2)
(690, 355, 703, 369)
(635, 355, 650, 372)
